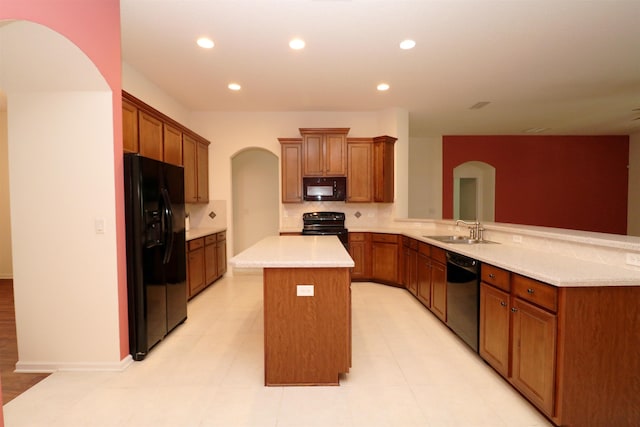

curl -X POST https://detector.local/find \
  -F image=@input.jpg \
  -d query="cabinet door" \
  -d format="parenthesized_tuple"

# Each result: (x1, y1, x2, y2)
(479, 283, 511, 377)
(371, 242, 399, 284)
(511, 298, 557, 416)
(281, 141, 303, 203)
(403, 245, 418, 296)
(204, 241, 217, 285)
(138, 111, 163, 161)
(373, 136, 395, 203)
(122, 98, 139, 153)
(216, 237, 227, 278)
(324, 134, 346, 176)
(346, 141, 372, 202)
(197, 141, 209, 202)
(430, 260, 447, 321)
(303, 134, 324, 176)
(163, 123, 183, 166)
(187, 247, 205, 298)
(416, 252, 431, 307)
(183, 134, 198, 203)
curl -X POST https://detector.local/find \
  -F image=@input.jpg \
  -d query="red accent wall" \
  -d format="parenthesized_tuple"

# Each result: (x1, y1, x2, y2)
(443, 135, 629, 234)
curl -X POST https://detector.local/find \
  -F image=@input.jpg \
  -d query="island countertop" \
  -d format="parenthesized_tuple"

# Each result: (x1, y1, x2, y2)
(230, 235, 355, 269)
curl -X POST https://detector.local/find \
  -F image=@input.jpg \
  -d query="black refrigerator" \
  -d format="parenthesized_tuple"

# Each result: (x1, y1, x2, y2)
(124, 153, 187, 361)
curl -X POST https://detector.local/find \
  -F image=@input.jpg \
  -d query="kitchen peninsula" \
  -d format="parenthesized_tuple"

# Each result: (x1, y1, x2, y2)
(230, 235, 355, 386)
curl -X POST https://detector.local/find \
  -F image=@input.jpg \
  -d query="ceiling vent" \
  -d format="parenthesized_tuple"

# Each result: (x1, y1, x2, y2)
(469, 101, 490, 110)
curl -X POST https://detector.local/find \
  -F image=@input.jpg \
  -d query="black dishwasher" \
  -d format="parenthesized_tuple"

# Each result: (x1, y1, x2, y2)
(446, 252, 480, 352)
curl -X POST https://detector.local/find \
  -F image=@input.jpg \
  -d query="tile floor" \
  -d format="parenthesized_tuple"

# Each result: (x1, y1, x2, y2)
(3, 274, 552, 426)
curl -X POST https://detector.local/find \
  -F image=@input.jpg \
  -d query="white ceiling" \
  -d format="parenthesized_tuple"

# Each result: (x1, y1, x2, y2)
(121, 0, 640, 137)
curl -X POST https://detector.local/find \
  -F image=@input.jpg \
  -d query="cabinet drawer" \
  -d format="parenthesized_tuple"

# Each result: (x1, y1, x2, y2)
(216, 231, 226, 241)
(371, 233, 398, 243)
(205, 234, 217, 245)
(431, 246, 446, 264)
(512, 274, 557, 312)
(481, 264, 510, 292)
(418, 242, 431, 257)
(188, 237, 204, 251)
(350, 232, 367, 242)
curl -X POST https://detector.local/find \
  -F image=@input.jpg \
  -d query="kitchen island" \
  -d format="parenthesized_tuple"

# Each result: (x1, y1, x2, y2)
(229, 235, 355, 386)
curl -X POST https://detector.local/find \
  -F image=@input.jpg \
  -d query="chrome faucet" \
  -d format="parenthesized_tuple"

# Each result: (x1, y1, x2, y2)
(456, 220, 483, 241)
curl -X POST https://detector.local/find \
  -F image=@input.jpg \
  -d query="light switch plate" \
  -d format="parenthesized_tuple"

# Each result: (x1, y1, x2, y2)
(296, 284, 314, 297)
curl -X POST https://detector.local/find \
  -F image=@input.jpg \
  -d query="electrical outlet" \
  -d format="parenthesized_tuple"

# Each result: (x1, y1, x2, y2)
(512, 235, 523, 243)
(296, 284, 314, 297)
(626, 253, 640, 267)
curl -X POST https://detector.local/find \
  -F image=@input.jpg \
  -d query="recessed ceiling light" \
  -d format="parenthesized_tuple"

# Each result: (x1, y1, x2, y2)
(228, 83, 241, 91)
(399, 39, 416, 50)
(196, 37, 214, 49)
(289, 38, 305, 50)
(377, 83, 390, 91)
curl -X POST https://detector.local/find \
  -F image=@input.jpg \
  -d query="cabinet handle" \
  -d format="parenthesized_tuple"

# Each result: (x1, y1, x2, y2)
(527, 288, 535, 294)
(489, 273, 496, 279)
(511, 307, 518, 313)
(500, 301, 507, 307)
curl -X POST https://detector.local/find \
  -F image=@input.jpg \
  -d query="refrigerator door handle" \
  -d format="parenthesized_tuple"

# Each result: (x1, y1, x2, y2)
(161, 187, 174, 264)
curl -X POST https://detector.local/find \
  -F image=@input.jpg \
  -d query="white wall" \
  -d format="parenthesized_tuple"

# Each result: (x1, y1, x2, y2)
(1, 21, 122, 371)
(628, 132, 640, 236)
(408, 136, 442, 219)
(189, 111, 408, 255)
(0, 109, 12, 278)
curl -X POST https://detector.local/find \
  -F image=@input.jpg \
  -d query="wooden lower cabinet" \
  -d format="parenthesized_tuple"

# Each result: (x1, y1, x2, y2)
(349, 232, 371, 280)
(402, 237, 418, 296)
(204, 235, 217, 285)
(479, 282, 510, 377)
(187, 238, 205, 298)
(371, 233, 401, 285)
(480, 268, 558, 419)
(429, 257, 447, 322)
(416, 248, 431, 308)
(511, 297, 557, 416)
(187, 231, 227, 299)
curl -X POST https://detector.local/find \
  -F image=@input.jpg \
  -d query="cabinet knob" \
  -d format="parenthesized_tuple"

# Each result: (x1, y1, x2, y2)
(511, 307, 518, 313)
(527, 288, 535, 294)
(489, 273, 496, 279)
(500, 301, 507, 307)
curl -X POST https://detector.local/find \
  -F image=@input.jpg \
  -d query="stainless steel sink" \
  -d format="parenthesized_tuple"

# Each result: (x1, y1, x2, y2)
(423, 235, 497, 244)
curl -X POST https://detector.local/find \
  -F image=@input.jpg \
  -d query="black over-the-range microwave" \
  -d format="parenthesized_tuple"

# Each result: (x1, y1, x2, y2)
(303, 177, 347, 201)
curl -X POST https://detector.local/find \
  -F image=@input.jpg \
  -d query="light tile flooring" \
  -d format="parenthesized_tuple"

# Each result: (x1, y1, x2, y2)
(3, 274, 552, 427)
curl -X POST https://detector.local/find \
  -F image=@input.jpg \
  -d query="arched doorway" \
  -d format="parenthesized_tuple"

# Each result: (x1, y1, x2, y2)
(231, 148, 279, 255)
(453, 161, 496, 222)
(0, 21, 122, 373)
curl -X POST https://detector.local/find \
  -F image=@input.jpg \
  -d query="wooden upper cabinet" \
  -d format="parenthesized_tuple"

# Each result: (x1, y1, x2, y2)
(183, 134, 198, 203)
(163, 123, 183, 166)
(138, 111, 163, 161)
(122, 98, 139, 153)
(373, 135, 396, 203)
(196, 139, 209, 202)
(279, 138, 303, 203)
(300, 128, 348, 177)
(183, 133, 209, 204)
(346, 138, 373, 202)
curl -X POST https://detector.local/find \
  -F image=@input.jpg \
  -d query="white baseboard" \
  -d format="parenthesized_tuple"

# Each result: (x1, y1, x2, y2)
(15, 355, 133, 373)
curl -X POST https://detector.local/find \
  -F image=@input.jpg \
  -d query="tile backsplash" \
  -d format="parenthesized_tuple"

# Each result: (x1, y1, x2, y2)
(281, 202, 396, 230)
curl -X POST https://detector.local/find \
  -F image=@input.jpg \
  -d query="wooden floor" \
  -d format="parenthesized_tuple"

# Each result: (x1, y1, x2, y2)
(0, 279, 49, 404)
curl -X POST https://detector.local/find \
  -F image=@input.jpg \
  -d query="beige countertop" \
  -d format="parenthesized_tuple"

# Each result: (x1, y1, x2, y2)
(230, 235, 354, 268)
(280, 223, 640, 287)
(186, 227, 226, 241)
